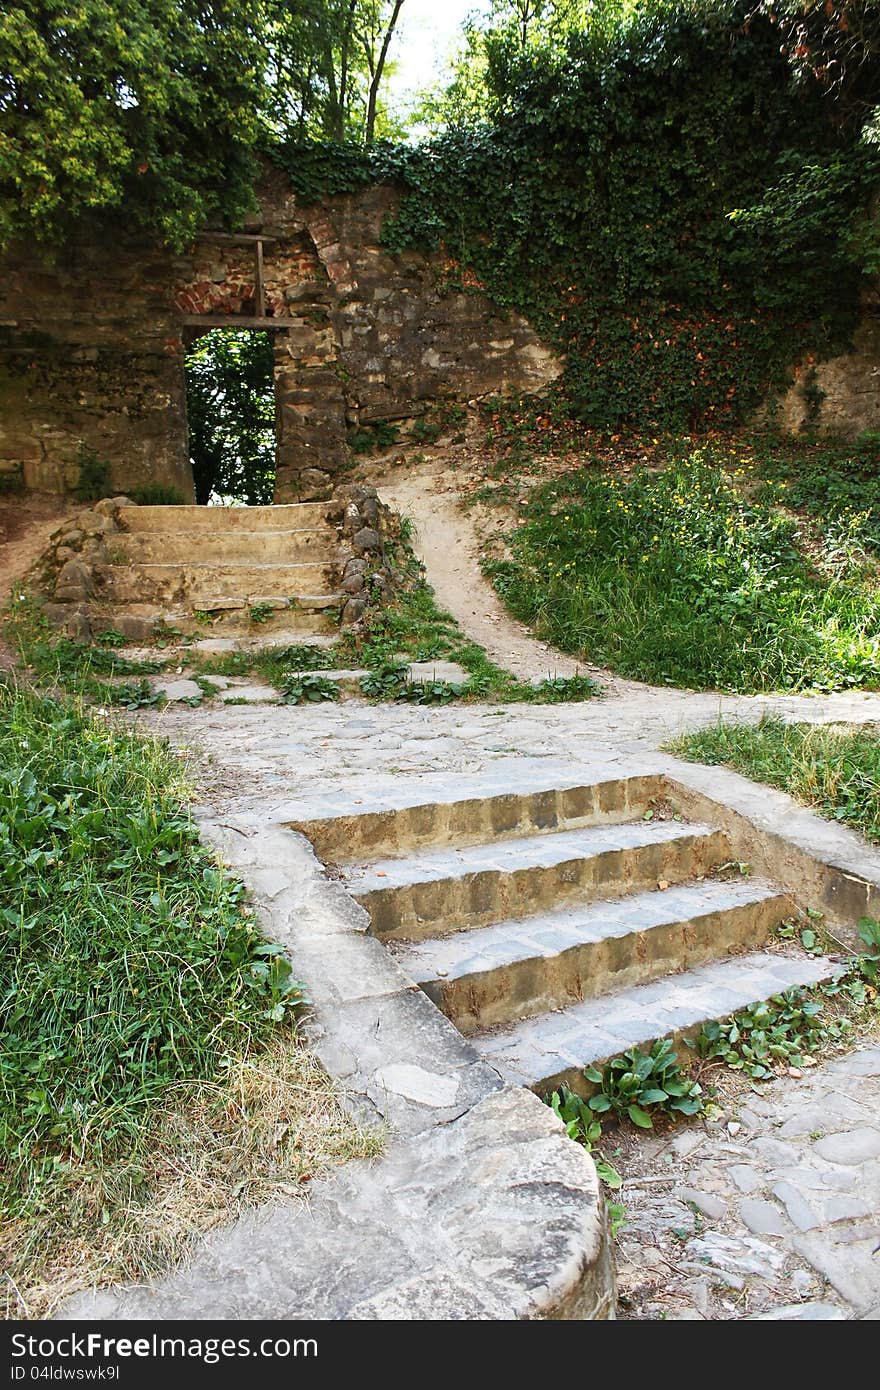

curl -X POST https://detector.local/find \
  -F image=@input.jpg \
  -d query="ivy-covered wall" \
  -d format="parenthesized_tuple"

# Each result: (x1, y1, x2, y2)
(271, 3, 879, 435)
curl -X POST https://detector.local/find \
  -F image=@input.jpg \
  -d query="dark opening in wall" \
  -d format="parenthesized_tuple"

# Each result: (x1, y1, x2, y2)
(184, 329, 276, 505)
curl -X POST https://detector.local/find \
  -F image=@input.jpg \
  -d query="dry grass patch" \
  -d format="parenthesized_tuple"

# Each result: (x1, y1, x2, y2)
(2, 1032, 382, 1319)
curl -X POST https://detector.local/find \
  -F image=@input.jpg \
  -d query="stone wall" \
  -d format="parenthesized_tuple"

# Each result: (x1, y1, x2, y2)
(0, 242, 194, 497)
(772, 286, 880, 437)
(0, 166, 561, 502)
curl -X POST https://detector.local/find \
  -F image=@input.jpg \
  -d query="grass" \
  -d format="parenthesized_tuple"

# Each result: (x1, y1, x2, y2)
(0, 682, 301, 1208)
(668, 716, 880, 843)
(0, 680, 382, 1313)
(5, 596, 167, 707)
(336, 562, 601, 704)
(483, 444, 880, 693)
(1, 1034, 381, 1318)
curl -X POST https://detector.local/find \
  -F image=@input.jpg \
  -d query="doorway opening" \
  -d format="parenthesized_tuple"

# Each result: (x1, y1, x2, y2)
(184, 329, 276, 505)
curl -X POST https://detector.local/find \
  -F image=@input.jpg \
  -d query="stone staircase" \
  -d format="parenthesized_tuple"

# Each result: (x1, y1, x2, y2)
(289, 770, 839, 1098)
(101, 503, 344, 637)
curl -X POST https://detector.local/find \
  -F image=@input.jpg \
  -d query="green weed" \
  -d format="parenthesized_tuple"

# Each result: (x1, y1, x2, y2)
(486, 451, 880, 693)
(0, 682, 303, 1223)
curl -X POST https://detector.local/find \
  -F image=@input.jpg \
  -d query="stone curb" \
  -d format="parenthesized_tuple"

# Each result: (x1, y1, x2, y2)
(58, 817, 615, 1321)
(656, 755, 880, 947)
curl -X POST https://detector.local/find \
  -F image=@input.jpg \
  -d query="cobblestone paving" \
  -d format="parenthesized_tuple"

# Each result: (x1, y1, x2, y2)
(140, 687, 880, 816)
(615, 1044, 880, 1320)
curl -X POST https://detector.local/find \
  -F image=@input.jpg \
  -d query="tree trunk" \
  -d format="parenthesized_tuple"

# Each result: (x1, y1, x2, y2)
(364, 0, 405, 144)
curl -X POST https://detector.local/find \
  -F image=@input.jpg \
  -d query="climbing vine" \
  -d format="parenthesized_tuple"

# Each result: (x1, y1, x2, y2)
(270, 0, 880, 430)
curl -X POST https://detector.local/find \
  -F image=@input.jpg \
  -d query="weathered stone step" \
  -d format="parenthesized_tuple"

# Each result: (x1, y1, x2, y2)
(103, 562, 337, 603)
(346, 820, 729, 942)
(149, 603, 340, 637)
(475, 950, 839, 1095)
(119, 529, 337, 565)
(121, 503, 330, 533)
(393, 877, 791, 1034)
(288, 771, 667, 862)
(191, 631, 339, 656)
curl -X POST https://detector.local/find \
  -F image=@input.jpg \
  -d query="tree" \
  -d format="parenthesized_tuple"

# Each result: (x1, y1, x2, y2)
(763, 1, 880, 125)
(185, 330, 276, 505)
(265, 0, 406, 144)
(0, 0, 268, 250)
(357, 0, 405, 144)
(415, 0, 602, 131)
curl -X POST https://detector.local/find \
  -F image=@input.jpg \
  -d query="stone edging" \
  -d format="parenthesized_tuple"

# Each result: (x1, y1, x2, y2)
(58, 815, 615, 1321)
(657, 755, 880, 947)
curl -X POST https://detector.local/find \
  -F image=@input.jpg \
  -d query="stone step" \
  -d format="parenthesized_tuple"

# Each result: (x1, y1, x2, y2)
(288, 771, 667, 862)
(474, 950, 840, 1095)
(345, 820, 729, 942)
(191, 632, 339, 656)
(121, 503, 330, 533)
(393, 877, 791, 1034)
(151, 604, 340, 637)
(119, 529, 338, 565)
(103, 562, 338, 604)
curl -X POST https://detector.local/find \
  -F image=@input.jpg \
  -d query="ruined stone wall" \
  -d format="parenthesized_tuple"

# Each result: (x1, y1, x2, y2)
(0, 241, 194, 497)
(773, 298, 880, 437)
(0, 167, 561, 502)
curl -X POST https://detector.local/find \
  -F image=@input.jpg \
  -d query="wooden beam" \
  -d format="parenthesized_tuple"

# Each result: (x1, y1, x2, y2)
(181, 314, 291, 330)
(255, 238, 265, 320)
(196, 232, 279, 245)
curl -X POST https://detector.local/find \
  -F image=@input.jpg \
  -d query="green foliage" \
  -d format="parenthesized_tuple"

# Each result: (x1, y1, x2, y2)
(345, 568, 601, 703)
(128, 485, 187, 506)
(72, 445, 112, 503)
(262, 643, 332, 673)
(185, 330, 276, 506)
(486, 452, 880, 692)
(669, 716, 880, 842)
(755, 432, 880, 558)
(0, 681, 303, 1218)
(278, 672, 339, 704)
(531, 673, 600, 702)
(348, 420, 400, 454)
(272, 0, 878, 431)
(549, 1084, 602, 1148)
(693, 959, 879, 1080)
(547, 1082, 626, 1233)
(264, 0, 409, 146)
(359, 660, 410, 699)
(5, 597, 167, 706)
(248, 602, 275, 626)
(395, 678, 464, 706)
(0, 0, 266, 250)
(859, 916, 880, 983)
(584, 1039, 705, 1129)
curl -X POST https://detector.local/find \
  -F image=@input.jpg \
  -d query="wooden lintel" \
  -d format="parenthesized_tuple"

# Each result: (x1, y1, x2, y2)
(196, 232, 279, 244)
(181, 314, 292, 330)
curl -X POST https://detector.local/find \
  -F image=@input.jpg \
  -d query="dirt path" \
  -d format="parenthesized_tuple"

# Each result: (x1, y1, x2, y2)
(0, 495, 78, 668)
(377, 459, 665, 699)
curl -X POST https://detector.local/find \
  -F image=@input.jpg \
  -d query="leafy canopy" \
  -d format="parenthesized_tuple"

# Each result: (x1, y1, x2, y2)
(0, 0, 268, 249)
(0, 0, 409, 248)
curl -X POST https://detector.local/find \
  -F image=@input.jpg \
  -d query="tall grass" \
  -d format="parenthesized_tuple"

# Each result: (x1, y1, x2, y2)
(485, 453, 880, 693)
(0, 681, 299, 1222)
(669, 716, 880, 843)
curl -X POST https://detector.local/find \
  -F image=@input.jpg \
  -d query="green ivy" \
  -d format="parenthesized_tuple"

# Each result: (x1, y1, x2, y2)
(269, 1, 879, 431)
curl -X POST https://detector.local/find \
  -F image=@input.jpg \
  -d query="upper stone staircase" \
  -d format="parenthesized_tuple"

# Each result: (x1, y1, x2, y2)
(289, 769, 840, 1098)
(100, 503, 344, 638)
